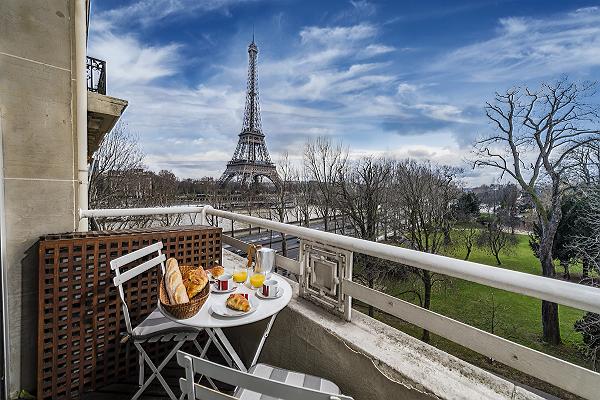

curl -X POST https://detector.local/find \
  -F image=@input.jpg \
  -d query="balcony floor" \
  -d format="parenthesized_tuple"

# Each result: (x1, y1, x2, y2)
(81, 359, 234, 400)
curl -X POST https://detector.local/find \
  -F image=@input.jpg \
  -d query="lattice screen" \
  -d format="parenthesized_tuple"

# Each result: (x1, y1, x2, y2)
(37, 226, 221, 400)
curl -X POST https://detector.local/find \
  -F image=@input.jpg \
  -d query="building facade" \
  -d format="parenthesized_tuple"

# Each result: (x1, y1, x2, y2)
(0, 1, 126, 396)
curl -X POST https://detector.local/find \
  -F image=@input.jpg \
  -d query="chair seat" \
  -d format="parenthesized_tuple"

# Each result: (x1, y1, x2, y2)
(132, 308, 199, 342)
(234, 363, 341, 400)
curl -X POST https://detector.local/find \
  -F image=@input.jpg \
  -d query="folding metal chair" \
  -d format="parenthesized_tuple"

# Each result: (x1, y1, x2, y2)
(111, 242, 204, 400)
(177, 350, 354, 400)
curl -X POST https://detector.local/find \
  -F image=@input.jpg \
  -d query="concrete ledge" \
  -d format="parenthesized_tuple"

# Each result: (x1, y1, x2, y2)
(87, 91, 128, 157)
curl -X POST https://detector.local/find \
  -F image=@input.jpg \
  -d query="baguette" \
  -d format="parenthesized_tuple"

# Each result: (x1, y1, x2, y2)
(164, 258, 189, 304)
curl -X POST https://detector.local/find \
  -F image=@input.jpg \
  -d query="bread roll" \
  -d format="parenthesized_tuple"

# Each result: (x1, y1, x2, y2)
(164, 258, 189, 304)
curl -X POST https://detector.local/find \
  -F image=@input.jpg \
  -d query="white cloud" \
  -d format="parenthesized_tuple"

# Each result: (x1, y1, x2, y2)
(300, 24, 377, 44)
(432, 8, 600, 82)
(498, 17, 528, 35)
(397, 82, 418, 94)
(350, 0, 377, 17)
(94, 0, 258, 28)
(89, 32, 181, 87)
(415, 104, 470, 123)
(363, 44, 395, 57)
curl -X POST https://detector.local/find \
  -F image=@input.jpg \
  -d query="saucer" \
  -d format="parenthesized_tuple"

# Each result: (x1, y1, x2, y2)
(256, 287, 283, 299)
(211, 282, 237, 294)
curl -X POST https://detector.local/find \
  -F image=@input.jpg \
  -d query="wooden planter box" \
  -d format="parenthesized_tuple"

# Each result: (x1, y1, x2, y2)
(37, 226, 221, 400)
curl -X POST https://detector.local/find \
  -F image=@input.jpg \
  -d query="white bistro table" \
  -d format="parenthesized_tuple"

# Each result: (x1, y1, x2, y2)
(159, 273, 292, 375)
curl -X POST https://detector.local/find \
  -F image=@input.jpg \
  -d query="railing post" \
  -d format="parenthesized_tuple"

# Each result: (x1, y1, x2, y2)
(343, 253, 353, 322)
(201, 205, 213, 226)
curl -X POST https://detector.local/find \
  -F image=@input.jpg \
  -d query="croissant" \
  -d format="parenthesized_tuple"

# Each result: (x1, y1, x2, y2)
(164, 258, 189, 304)
(207, 265, 225, 278)
(226, 294, 250, 312)
(182, 267, 208, 299)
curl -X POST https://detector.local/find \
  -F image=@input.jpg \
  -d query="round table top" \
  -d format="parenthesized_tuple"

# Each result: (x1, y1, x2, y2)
(160, 273, 293, 328)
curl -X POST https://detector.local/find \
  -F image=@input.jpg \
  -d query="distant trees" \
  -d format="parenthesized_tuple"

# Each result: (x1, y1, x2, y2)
(454, 192, 481, 260)
(477, 221, 517, 265)
(574, 277, 600, 371)
(456, 226, 479, 261)
(89, 124, 188, 229)
(454, 192, 481, 221)
(274, 152, 295, 257)
(568, 187, 600, 277)
(89, 122, 145, 210)
(473, 78, 600, 345)
(294, 168, 315, 227)
(152, 170, 182, 226)
(336, 157, 393, 316)
(304, 137, 348, 232)
(478, 292, 510, 364)
(391, 160, 461, 341)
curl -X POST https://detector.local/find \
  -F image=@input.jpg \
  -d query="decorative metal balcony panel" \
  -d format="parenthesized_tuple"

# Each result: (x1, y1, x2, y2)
(87, 56, 106, 94)
(299, 240, 353, 319)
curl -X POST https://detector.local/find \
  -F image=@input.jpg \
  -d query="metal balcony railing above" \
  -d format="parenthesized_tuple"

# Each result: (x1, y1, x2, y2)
(86, 55, 106, 94)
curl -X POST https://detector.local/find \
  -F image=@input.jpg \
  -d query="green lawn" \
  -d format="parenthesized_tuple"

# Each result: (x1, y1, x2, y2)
(354, 233, 590, 399)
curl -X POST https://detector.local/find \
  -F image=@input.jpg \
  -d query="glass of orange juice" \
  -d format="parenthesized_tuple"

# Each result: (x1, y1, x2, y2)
(233, 264, 248, 284)
(250, 272, 266, 289)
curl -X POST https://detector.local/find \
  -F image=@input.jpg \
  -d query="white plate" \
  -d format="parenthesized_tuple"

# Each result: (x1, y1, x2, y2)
(211, 282, 238, 294)
(256, 287, 283, 299)
(211, 297, 258, 317)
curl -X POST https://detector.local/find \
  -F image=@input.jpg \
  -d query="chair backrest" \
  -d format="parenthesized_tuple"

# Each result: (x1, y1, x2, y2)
(110, 241, 166, 334)
(177, 351, 353, 400)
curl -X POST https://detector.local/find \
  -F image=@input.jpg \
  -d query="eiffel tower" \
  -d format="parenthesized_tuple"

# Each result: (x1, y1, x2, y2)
(218, 38, 281, 187)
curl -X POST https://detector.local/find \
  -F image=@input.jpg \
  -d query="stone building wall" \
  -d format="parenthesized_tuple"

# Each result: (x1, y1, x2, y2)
(0, 0, 79, 396)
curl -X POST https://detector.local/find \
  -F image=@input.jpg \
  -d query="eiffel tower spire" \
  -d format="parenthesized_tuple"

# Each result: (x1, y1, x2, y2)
(218, 38, 281, 187)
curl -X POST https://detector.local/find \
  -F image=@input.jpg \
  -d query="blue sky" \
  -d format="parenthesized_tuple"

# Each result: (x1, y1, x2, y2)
(89, 0, 600, 184)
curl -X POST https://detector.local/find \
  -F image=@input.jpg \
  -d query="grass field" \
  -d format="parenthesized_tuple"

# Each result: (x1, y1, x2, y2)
(354, 233, 590, 399)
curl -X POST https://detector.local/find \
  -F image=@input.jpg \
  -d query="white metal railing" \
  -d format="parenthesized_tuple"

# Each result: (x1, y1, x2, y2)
(80, 205, 600, 399)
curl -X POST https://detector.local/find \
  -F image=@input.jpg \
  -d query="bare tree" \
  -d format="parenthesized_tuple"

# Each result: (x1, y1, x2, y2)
(391, 160, 461, 341)
(574, 277, 600, 371)
(336, 157, 393, 316)
(88, 123, 152, 229)
(294, 166, 315, 227)
(570, 141, 600, 185)
(456, 226, 479, 260)
(274, 152, 296, 256)
(477, 221, 518, 265)
(89, 122, 145, 209)
(478, 292, 510, 363)
(304, 137, 347, 232)
(568, 186, 600, 276)
(151, 170, 182, 226)
(472, 78, 600, 344)
(453, 192, 481, 260)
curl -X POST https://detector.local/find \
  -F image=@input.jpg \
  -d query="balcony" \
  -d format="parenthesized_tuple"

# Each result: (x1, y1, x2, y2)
(87, 56, 107, 94)
(61, 205, 600, 400)
(86, 55, 128, 159)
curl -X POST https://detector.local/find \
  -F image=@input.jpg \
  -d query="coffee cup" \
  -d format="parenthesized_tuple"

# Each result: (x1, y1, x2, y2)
(217, 274, 233, 291)
(261, 279, 279, 298)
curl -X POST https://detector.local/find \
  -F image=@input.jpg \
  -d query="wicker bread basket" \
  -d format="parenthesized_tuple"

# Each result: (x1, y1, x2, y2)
(159, 265, 210, 319)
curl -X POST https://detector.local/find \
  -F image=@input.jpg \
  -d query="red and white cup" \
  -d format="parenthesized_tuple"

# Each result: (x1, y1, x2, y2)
(217, 274, 233, 291)
(261, 280, 279, 298)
